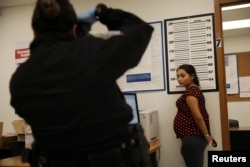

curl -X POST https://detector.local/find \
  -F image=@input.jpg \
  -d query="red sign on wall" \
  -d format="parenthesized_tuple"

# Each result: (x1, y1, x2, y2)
(15, 41, 30, 66)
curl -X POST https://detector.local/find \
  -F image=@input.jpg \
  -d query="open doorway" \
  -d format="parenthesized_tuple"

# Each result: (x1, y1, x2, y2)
(214, 0, 250, 150)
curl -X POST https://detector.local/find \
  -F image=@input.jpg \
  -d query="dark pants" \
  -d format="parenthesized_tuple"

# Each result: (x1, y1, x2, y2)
(24, 124, 152, 167)
(181, 136, 207, 167)
(29, 145, 150, 167)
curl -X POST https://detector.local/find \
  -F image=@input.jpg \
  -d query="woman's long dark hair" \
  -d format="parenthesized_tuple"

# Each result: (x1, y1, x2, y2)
(31, 0, 77, 35)
(177, 64, 200, 87)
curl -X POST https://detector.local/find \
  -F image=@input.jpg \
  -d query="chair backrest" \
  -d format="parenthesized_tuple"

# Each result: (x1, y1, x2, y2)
(229, 119, 239, 128)
(8, 141, 25, 156)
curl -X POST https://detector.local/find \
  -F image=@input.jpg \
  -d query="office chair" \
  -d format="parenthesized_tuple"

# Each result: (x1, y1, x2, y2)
(228, 119, 239, 128)
(8, 141, 25, 156)
(0, 148, 12, 159)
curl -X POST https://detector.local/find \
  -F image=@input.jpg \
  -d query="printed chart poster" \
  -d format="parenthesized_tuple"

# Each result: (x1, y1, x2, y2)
(15, 41, 30, 67)
(117, 21, 165, 92)
(164, 13, 218, 94)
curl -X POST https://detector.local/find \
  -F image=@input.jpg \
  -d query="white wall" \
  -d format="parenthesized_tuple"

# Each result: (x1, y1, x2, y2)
(224, 35, 250, 127)
(0, 4, 34, 130)
(0, 0, 222, 167)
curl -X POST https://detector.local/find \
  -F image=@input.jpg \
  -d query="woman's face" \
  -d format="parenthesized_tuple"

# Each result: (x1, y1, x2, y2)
(176, 69, 194, 87)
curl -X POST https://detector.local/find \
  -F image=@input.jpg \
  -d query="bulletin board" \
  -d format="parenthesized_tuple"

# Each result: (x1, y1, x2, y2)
(227, 51, 250, 102)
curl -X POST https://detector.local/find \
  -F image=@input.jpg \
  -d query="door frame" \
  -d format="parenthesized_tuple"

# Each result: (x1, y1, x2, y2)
(214, 0, 249, 150)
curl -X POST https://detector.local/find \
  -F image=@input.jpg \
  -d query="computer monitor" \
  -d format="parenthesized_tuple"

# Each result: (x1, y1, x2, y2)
(123, 92, 140, 125)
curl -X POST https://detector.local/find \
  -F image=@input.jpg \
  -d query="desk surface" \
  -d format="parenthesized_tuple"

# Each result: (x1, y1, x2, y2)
(229, 126, 250, 151)
(229, 126, 250, 131)
(149, 139, 161, 154)
(0, 140, 161, 167)
(0, 156, 29, 167)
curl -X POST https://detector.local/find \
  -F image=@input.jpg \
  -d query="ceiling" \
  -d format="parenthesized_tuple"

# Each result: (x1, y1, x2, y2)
(222, 5, 250, 38)
(0, 0, 249, 38)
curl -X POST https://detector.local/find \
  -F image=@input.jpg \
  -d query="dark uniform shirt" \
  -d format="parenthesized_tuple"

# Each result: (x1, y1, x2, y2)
(173, 86, 210, 139)
(9, 8, 153, 157)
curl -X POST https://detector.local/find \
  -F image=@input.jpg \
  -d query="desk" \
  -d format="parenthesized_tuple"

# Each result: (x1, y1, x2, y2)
(0, 140, 161, 167)
(0, 134, 19, 160)
(0, 156, 29, 167)
(149, 139, 161, 154)
(0, 135, 17, 148)
(229, 126, 250, 150)
(149, 139, 161, 167)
